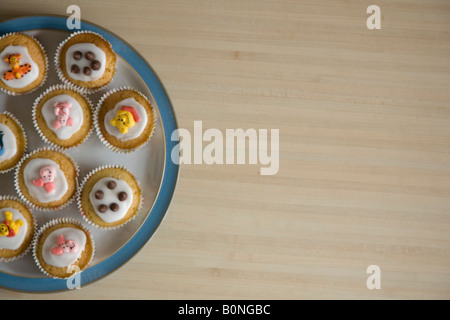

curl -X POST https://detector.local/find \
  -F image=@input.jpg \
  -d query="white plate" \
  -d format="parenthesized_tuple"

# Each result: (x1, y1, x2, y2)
(0, 16, 179, 292)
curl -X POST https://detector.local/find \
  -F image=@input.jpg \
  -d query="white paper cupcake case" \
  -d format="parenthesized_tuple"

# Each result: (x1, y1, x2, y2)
(54, 30, 116, 94)
(32, 217, 95, 279)
(94, 86, 157, 154)
(31, 84, 94, 150)
(77, 165, 143, 231)
(0, 195, 37, 263)
(14, 147, 80, 212)
(0, 111, 28, 174)
(0, 32, 49, 96)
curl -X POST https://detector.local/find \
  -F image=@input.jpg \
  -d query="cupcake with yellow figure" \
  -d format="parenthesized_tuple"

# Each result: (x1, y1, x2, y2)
(94, 87, 156, 153)
(0, 196, 36, 263)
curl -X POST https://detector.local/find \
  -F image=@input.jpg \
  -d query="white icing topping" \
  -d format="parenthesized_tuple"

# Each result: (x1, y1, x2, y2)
(0, 208, 28, 250)
(89, 177, 133, 223)
(23, 159, 69, 203)
(42, 227, 86, 268)
(104, 98, 148, 141)
(65, 43, 106, 81)
(0, 45, 39, 88)
(0, 123, 18, 163)
(41, 94, 84, 140)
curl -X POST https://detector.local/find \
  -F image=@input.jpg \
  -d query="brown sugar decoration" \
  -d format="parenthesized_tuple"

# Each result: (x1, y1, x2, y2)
(69, 50, 102, 77)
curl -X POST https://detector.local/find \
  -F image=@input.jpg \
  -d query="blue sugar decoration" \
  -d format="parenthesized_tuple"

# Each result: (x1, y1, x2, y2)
(0, 131, 4, 157)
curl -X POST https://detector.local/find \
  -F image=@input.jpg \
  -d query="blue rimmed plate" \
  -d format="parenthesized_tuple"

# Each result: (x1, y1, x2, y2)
(0, 15, 179, 292)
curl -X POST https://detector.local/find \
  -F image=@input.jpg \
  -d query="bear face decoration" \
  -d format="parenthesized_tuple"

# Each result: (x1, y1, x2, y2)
(32, 165, 57, 194)
(50, 234, 79, 256)
(110, 106, 141, 134)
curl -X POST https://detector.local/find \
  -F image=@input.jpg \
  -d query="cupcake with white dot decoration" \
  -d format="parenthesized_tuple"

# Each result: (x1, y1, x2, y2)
(55, 31, 116, 93)
(77, 165, 142, 230)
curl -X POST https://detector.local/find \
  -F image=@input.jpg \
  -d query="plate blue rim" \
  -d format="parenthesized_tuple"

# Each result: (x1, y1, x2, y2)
(0, 15, 179, 292)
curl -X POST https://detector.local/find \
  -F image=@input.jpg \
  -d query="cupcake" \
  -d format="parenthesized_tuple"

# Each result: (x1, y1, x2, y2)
(33, 218, 94, 279)
(0, 196, 36, 263)
(55, 31, 116, 93)
(78, 166, 142, 230)
(0, 112, 27, 174)
(0, 32, 48, 95)
(15, 147, 79, 211)
(95, 87, 156, 153)
(32, 84, 93, 149)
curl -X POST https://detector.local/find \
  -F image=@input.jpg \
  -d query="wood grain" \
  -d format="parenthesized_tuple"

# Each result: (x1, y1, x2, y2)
(0, 0, 449, 299)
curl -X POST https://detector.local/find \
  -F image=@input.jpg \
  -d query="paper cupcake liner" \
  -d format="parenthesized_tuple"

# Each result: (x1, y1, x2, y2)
(14, 147, 80, 212)
(54, 30, 117, 94)
(94, 86, 157, 154)
(0, 111, 28, 174)
(0, 32, 49, 96)
(32, 84, 94, 150)
(77, 165, 143, 231)
(0, 195, 37, 263)
(32, 217, 95, 279)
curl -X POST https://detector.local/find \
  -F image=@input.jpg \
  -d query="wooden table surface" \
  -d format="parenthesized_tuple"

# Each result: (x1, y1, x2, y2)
(0, 0, 449, 300)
